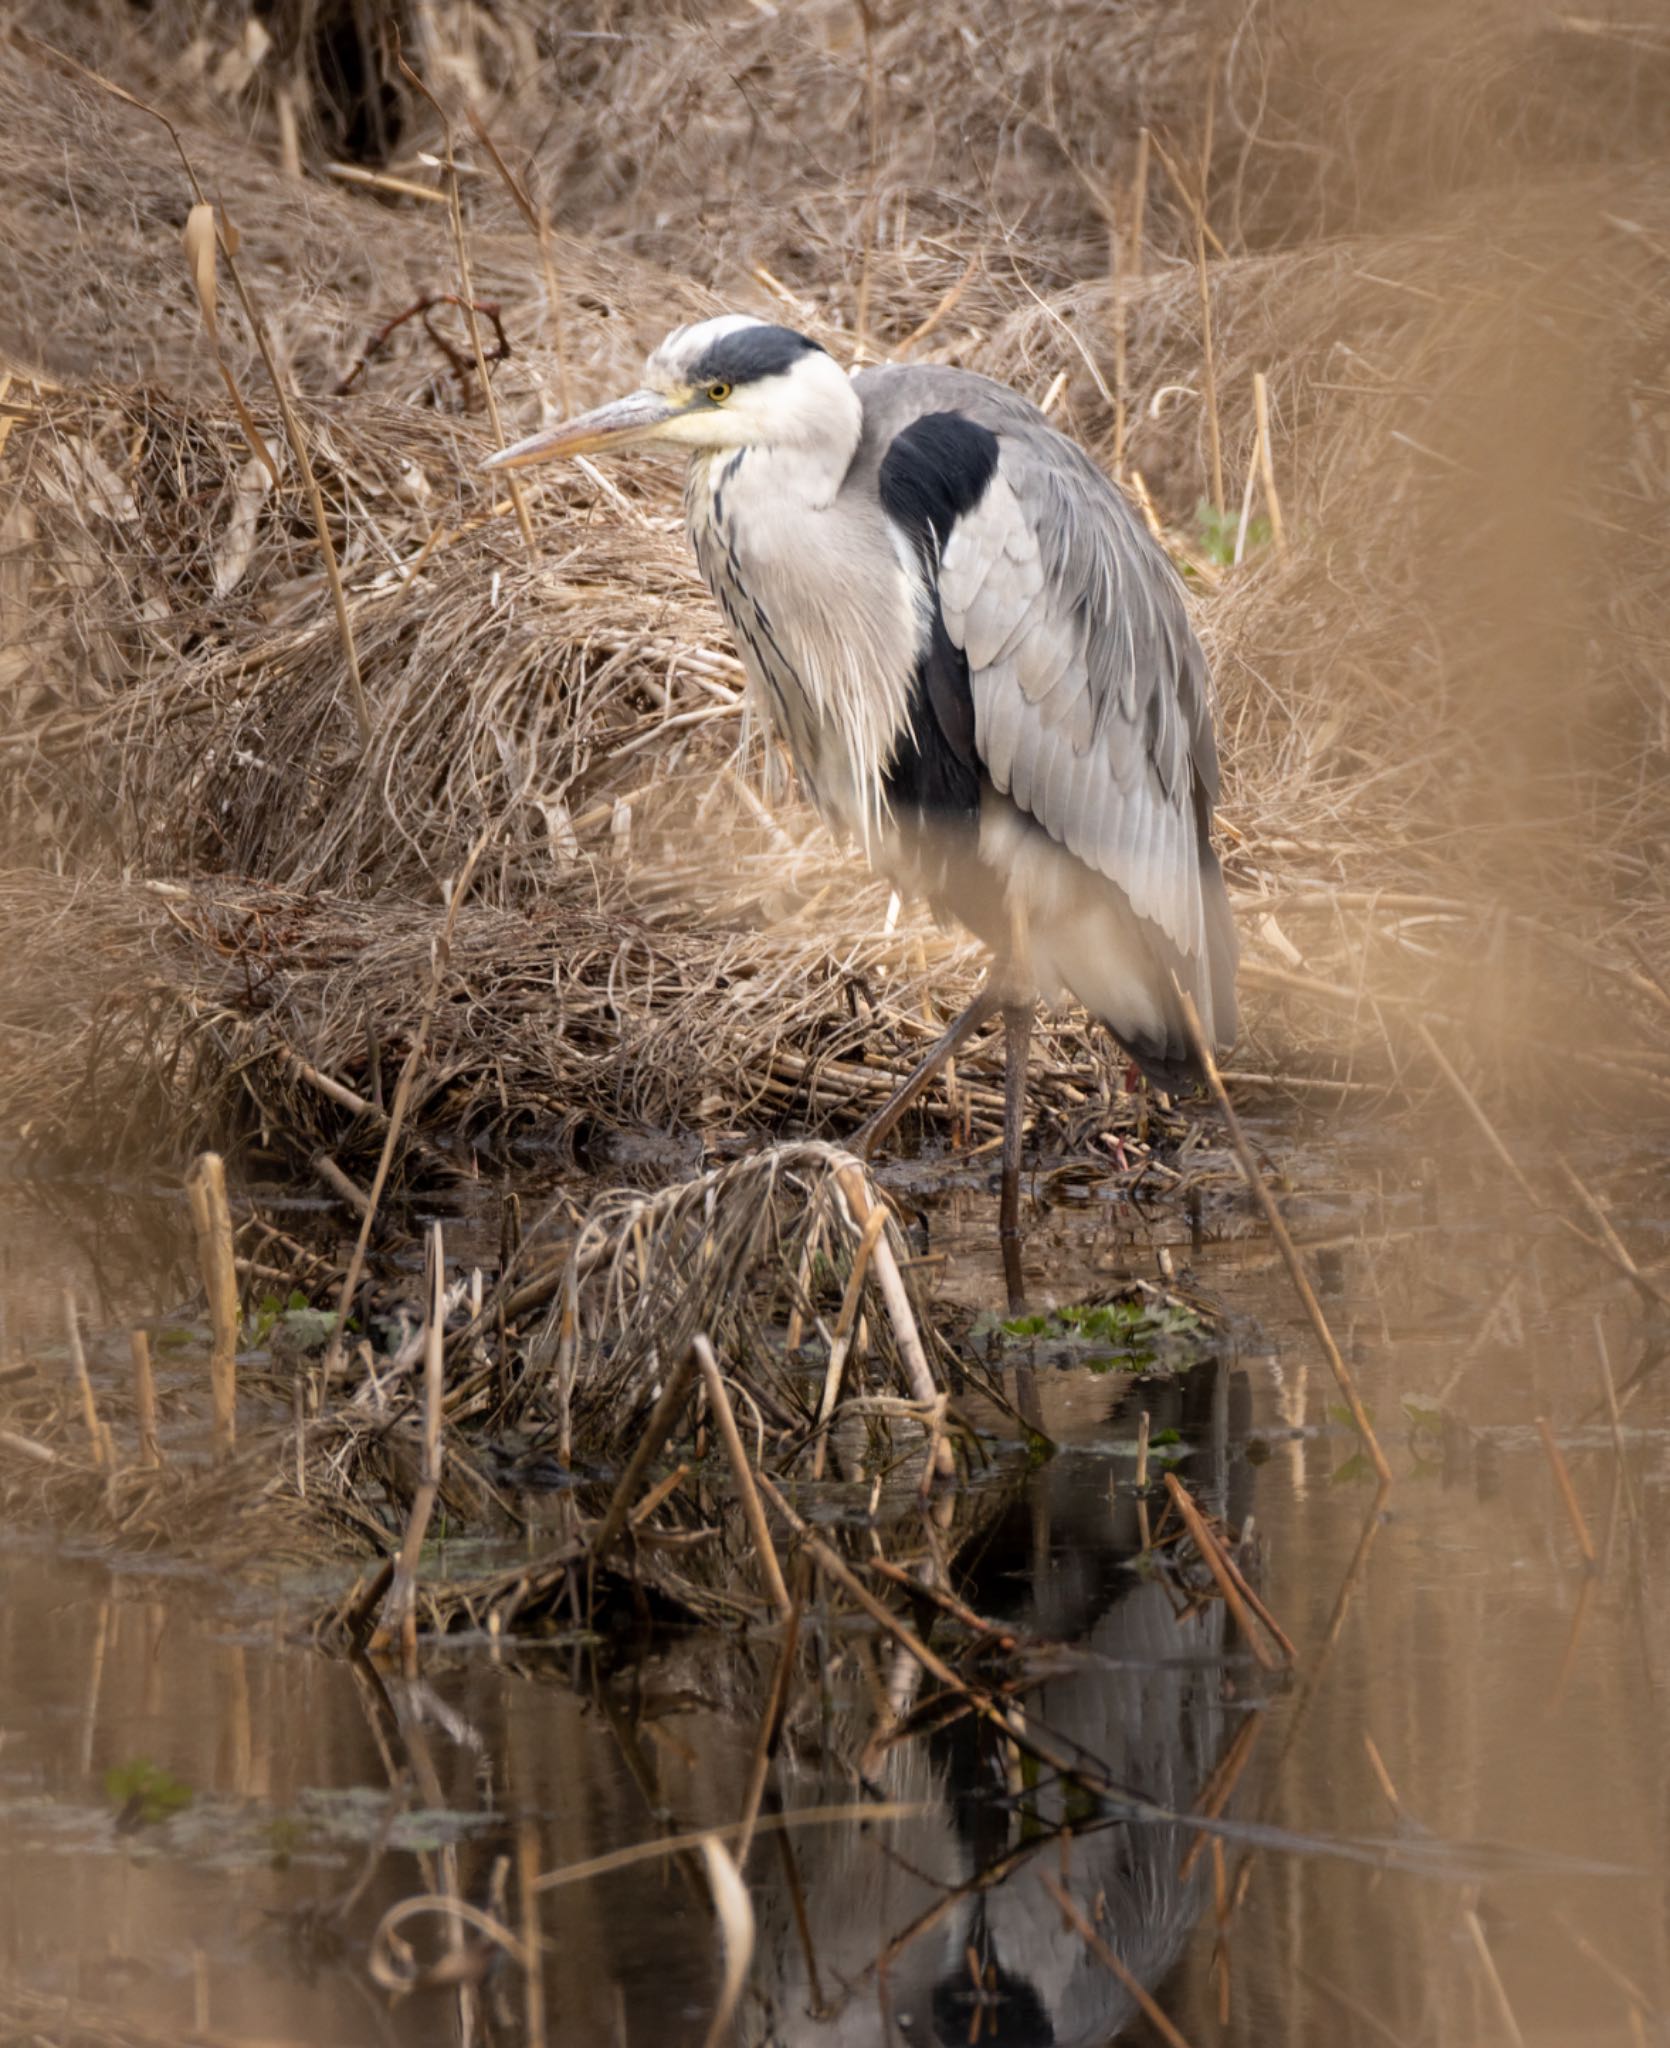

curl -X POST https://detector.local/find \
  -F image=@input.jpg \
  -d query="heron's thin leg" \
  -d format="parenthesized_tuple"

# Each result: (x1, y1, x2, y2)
(855, 983, 1002, 1160)
(999, 1001, 1033, 1316)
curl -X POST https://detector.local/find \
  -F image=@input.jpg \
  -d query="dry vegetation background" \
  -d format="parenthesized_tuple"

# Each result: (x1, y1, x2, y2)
(1, 0, 1669, 1177)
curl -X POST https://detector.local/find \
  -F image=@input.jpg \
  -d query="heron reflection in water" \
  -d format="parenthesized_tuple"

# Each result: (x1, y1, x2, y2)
(740, 1358, 1253, 2046)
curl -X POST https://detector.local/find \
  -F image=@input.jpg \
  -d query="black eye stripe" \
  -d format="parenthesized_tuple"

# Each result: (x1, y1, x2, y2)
(687, 325, 824, 390)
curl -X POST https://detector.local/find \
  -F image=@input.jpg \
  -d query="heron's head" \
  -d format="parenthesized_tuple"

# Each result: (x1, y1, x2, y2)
(483, 315, 860, 473)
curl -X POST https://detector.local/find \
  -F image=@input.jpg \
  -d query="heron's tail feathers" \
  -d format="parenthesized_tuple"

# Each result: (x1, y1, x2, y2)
(1044, 858, 1238, 1094)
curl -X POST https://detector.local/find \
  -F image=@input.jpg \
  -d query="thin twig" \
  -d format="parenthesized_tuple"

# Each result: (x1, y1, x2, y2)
(62, 1289, 104, 1467)
(1163, 1475, 1281, 1672)
(1039, 1875, 1196, 2048)
(371, 1221, 447, 1661)
(1175, 985, 1392, 1485)
(397, 53, 536, 555)
(693, 1335, 793, 1621)
(1536, 1416, 1598, 1572)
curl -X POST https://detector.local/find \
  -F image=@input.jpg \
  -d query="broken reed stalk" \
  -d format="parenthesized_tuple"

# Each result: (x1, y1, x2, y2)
(693, 1335, 793, 1621)
(1252, 370, 1286, 551)
(1039, 1875, 1196, 2048)
(128, 1329, 160, 1468)
(0, 1427, 57, 1465)
(187, 1152, 239, 1457)
(1179, 1711, 1263, 1880)
(1558, 1158, 1670, 1318)
(1135, 1408, 1151, 1488)
(372, 1221, 447, 1662)
(1175, 985, 1392, 1485)
(1535, 1416, 1598, 1572)
(833, 1163, 954, 1481)
(1163, 1474, 1282, 1672)
(62, 1289, 104, 1467)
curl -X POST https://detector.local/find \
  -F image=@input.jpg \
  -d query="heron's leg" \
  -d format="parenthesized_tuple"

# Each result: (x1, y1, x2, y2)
(999, 1000, 1034, 1316)
(855, 982, 1002, 1161)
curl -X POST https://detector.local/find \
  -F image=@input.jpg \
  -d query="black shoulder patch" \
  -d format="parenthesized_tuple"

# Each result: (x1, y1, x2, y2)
(689, 324, 825, 389)
(877, 411, 1001, 564)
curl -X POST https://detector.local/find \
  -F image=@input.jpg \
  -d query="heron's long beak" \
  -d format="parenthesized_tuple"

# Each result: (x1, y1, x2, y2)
(481, 389, 680, 471)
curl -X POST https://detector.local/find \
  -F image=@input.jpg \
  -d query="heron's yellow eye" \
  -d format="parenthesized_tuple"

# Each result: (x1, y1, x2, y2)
(705, 380, 732, 404)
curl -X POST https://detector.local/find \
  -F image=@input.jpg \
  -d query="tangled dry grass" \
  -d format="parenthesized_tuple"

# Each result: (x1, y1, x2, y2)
(1, 0, 1668, 1190)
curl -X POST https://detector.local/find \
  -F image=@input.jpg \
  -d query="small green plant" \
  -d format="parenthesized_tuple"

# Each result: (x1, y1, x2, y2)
(973, 1294, 1210, 1376)
(1194, 497, 1270, 568)
(105, 1759, 192, 1829)
(246, 1288, 309, 1344)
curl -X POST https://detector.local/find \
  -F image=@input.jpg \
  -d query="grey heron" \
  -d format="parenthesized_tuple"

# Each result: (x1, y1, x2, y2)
(486, 316, 1237, 1308)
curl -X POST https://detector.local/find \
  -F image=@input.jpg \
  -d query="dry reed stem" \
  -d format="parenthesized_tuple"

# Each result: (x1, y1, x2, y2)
(1179, 1712, 1263, 1881)
(834, 1164, 954, 1481)
(588, 1349, 697, 1572)
(516, 1819, 547, 2048)
(865, 1556, 1018, 1650)
(735, 1602, 802, 1870)
(1535, 1416, 1598, 1572)
(1039, 1875, 1196, 2048)
(1592, 1318, 1639, 1532)
(693, 1335, 792, 1622)
(1162, 1474, 1280, 1673)
(1464, 1907, 1528, 2048)
(371, 1221, 447, 1661)
(1176, 986, 1392, 1486)
(810, 1201, 890, 1480)
(127, 1329, 159, 1469)
(1251, 370, 1286, 551)
(187, 1153, 239, 1457)
(1411, 1017, 1538, 1205)
(697, 1835, 755, 2048)
(1558, 1159, 1670, 1318)
(0, 1427, 57, 1465)
(1208, 1524, 1298, 1663)
(1547, 1571, 1597, 1715)
(62, 1289, 103, 1467)
(1361, 1734, 1405, 1821)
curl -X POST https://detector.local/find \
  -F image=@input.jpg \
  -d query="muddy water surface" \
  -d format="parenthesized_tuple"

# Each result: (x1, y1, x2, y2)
(2, 1131, 1667, 2047)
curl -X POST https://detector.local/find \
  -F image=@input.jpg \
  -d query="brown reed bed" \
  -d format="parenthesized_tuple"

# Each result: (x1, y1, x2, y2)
(1, 1, 1669, 1597)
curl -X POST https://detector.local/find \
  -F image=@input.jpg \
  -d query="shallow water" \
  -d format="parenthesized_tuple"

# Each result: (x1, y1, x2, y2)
(2, 1128, 1667, 2047)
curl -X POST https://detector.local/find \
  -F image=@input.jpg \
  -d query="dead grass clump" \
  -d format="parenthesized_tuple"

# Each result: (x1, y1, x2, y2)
(0, 867, 1181, 1176)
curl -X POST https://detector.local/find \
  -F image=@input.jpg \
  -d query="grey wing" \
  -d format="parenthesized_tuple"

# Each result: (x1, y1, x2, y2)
(853, 365, 1237, 1049)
